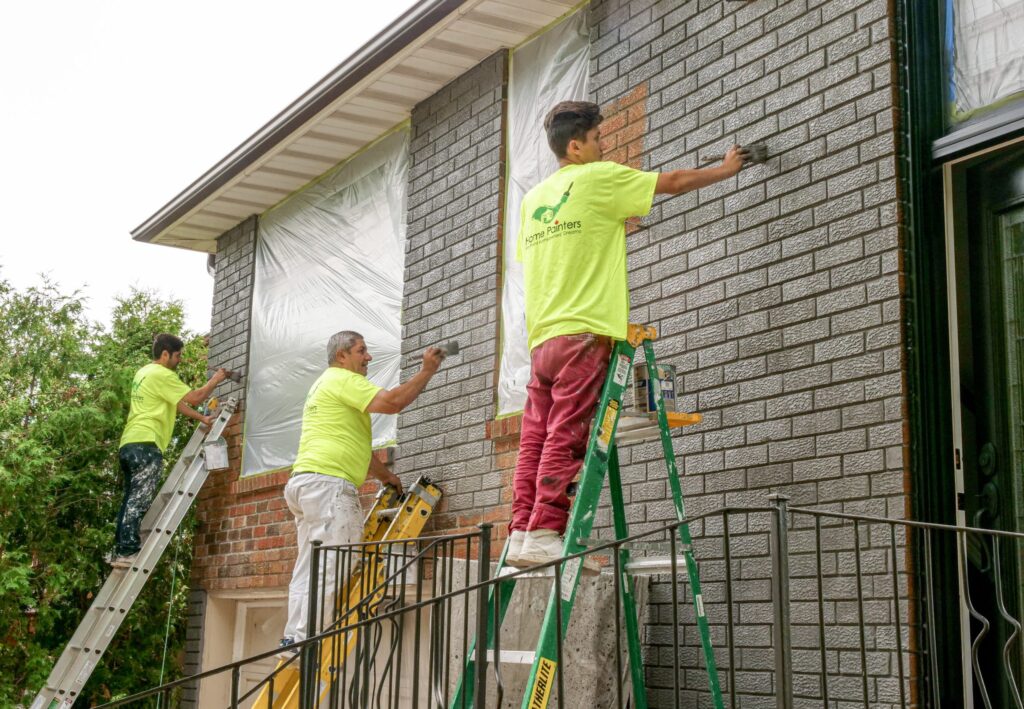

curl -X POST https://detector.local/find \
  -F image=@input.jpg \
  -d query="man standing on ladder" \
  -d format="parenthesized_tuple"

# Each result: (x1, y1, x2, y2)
(111, 333, 228, 568)
(506, 101, 747, 567)
(278, 330, 446, 655)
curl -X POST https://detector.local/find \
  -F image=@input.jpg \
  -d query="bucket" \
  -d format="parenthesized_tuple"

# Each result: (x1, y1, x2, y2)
(633, 363, 676, 414)
(203, 437, 230, 471)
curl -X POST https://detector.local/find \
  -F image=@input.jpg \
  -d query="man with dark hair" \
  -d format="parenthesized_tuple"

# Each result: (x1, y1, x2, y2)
(111, 333, 228, 567)
(279, 331, 445, 653)
(507, 100, 748, 566)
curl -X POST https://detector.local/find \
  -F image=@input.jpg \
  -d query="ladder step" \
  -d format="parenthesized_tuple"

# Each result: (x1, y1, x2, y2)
(624, 557, 689, 576)
(486, 649, 536, 665)
(615, 411, 701, 443)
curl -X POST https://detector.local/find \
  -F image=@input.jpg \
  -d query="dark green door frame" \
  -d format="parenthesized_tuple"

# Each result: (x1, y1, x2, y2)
(899, 0, 1024, 704)
(896, 0, 962, 703)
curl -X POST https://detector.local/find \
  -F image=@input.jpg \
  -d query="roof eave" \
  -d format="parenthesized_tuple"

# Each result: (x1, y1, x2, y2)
(130, 0, 466, 245)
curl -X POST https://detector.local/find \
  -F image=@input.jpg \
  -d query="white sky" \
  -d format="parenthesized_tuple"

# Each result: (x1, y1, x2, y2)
(0, 0, 417, 333)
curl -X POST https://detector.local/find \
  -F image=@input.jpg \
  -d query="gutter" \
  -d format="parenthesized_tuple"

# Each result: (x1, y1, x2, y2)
(131, 0, 466, 244)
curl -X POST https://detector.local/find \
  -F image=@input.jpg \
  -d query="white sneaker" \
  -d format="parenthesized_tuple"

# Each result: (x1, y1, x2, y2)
(504, 530, 527, 568)
(518, 530, 600, 574)
(517, 530, 565, 566)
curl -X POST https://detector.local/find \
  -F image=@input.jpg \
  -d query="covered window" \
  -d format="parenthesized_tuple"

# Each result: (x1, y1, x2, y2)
(242, 129, 409, 476)
(948, 0, 1024, 121)
(497, 9, 590, 415)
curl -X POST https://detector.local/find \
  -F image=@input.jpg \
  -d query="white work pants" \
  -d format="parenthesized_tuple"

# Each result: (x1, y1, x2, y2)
(283, 473, 363, 642)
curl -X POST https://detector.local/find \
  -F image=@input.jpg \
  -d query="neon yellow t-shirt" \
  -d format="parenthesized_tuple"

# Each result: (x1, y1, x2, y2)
(291, 367, 383, 485)
(516, 161, 658, 350)
(120, 362, 192, 452)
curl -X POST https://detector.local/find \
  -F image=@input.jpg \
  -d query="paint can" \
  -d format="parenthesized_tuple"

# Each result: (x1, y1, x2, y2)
(633, 363, 677, 414)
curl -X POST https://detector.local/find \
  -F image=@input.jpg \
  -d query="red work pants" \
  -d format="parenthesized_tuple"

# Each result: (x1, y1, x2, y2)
(511, 333, 612, 533)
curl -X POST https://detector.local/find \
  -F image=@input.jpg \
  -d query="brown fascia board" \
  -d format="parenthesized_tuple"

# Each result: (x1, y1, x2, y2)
(131, 0, 467, 245)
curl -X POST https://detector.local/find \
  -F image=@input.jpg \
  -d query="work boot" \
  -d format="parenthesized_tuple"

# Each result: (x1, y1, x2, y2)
(504, 530, 527, 568)
(106, 551, 138, 569)
(518, 530, 601, 573)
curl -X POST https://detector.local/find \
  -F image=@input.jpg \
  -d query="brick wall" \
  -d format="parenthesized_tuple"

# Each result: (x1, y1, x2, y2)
(394, 51, 510, 537)
(586, 0, 907, 705)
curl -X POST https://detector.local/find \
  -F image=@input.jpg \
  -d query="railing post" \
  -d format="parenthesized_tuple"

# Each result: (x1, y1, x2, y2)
(474, 523, 492, 704)
(300, 540, 322, 709)
(768, 494, 793, 709)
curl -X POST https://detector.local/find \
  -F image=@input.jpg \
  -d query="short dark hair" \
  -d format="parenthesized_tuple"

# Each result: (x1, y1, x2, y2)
(544, 101, 603, 158)
(152, 333, 184, 360)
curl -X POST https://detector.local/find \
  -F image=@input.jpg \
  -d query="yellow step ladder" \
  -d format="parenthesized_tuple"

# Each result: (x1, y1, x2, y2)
(253, 475, 442, 708)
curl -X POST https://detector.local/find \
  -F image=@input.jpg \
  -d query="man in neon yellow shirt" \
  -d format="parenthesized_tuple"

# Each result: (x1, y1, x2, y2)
(112, 333, 227, 567)
(280, 331, 445, 650)
(508, 101, 747, 566)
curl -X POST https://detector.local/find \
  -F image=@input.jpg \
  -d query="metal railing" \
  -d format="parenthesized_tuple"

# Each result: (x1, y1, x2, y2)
(97, 496, 1024, 708)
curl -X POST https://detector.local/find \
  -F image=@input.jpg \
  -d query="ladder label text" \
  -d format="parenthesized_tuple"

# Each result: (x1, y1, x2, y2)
(596, 400, 619, 452)
(612, 354, 630, 387)
(529, 657, 557, 709)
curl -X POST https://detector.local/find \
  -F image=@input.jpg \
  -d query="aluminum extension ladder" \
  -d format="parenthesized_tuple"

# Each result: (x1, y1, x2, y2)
(31, 397, 237, 709)
(253, 476, 443, 708)
(452, 324, 724, 709)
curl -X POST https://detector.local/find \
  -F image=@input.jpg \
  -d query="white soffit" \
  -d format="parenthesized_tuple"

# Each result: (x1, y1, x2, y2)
(133, 0, 580, 252)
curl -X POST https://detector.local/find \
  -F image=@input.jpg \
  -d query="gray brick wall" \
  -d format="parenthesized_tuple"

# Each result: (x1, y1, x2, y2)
(587, 0, 907, 705)
(208, 215, 258, 401)
(394, 51, 508, 529)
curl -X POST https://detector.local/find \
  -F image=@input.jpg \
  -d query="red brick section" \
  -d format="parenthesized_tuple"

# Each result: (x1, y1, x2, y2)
(600, 82, 650, 235)
(191, 406, 395, 592)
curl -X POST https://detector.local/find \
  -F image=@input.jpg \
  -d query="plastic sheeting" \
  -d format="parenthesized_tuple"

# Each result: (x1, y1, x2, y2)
(497, 10, 590, 415)
(950, 0, 1024, 119)
(242, 129, 409, 476)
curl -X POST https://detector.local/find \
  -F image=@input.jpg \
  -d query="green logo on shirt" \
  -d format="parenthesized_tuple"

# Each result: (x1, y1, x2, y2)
(531, 182, 573, 224)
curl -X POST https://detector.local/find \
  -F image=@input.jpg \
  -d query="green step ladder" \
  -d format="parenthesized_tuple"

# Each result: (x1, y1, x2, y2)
(452, 324, 724, 709)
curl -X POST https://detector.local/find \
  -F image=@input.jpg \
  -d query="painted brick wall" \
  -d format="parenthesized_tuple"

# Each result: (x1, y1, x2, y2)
(586, 0, 908, 705)
(394, 51, 510, 539)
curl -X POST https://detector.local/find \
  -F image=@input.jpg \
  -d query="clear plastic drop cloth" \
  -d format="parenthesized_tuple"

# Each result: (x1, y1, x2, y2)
(243, 129, 409, 476)
(950, 0, 1024, 119)
(497, 10, 590, 415)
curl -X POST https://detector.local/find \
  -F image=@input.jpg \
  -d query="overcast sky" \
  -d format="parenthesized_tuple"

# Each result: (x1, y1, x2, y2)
(0, 0, 417, 333)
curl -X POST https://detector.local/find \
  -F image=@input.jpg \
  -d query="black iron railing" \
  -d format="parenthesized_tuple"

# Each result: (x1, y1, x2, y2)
(96, 496, 1024, 708)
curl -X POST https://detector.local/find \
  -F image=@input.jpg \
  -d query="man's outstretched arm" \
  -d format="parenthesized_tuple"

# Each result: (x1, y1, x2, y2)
(181, 369, 228, 407)
(655, 145, 747, 195)
(366, 348, 445, 415)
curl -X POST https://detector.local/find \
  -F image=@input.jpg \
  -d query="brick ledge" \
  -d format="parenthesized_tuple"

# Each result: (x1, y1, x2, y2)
(486, 414, 522, 441)
(231, 469, 290, 496)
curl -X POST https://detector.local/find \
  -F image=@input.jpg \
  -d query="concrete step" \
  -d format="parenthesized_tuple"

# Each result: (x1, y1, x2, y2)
(486, 649, 536, 664)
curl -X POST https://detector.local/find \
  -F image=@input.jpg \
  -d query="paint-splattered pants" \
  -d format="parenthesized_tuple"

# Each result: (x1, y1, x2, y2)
(115, 443, 164, 556)
(283, 473, 364, 642)
(511, 333, 612, 534)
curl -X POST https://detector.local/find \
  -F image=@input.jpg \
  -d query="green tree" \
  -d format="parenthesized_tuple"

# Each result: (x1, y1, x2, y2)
(0, 278, 209, 706)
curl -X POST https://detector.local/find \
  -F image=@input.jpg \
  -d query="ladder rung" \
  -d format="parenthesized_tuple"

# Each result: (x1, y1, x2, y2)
(624, 557, 689, 576)
(498, 565, 556, 579)
(486, 649, 536, 664)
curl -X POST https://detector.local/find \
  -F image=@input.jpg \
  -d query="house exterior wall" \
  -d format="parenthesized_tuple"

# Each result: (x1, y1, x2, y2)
(189, 1, 911, 703)
(584, 1, 906, 704)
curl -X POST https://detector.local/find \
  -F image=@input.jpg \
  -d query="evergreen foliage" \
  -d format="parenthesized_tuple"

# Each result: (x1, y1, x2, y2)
(0, 278, 208, 706)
